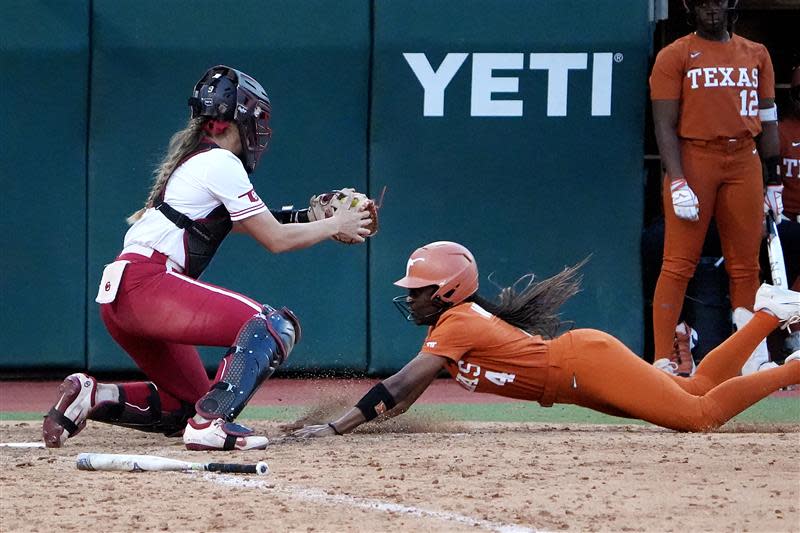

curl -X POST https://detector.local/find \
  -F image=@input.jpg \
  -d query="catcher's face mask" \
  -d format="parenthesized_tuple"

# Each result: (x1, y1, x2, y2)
(188, 65, 272, 173)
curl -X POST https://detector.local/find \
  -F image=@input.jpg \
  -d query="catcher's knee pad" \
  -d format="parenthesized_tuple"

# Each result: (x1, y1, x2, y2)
(195, 306, 301, 422)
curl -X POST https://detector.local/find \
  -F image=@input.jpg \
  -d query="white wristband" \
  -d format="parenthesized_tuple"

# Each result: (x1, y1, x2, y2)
(758, 105, 777, 122)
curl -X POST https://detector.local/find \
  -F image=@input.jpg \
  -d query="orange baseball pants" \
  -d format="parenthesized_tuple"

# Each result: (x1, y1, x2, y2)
(546, 313, 798, 431)
(652, 138, 764, 359)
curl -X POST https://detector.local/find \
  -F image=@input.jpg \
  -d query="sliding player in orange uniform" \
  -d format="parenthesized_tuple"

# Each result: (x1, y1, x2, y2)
(292, 241, 799, 436)
(649, 0, 781, 376)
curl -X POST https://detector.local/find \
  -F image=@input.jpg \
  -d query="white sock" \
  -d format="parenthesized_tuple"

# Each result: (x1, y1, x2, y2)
(94, 383, 120, 404)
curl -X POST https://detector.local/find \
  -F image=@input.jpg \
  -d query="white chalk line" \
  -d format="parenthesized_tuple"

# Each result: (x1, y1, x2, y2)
(0, 442, 45, 448)
(199, 473, 544, 533)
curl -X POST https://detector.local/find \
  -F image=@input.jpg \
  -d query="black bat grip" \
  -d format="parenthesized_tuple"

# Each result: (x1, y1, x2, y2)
(206, 463, 258, 474)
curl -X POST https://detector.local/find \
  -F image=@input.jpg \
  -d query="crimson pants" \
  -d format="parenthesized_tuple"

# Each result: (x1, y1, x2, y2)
(100, 252, 263, 411)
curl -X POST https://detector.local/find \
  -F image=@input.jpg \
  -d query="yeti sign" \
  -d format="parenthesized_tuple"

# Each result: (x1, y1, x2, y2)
(403, 52, 620, 117)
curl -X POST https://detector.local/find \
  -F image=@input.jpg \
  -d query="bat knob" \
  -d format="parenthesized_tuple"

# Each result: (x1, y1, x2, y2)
(256, 461, 270, 475)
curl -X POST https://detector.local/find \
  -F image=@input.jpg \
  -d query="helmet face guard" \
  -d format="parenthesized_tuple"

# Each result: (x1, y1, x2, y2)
(392, 294, 415, 321)
(189, 66, 272, 173)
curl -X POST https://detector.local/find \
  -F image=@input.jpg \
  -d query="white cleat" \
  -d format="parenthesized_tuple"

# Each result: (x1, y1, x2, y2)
(42, 373, 97, 448)
(754, 284, 800, 328)
(755, 361, 779, 372)
(785, 351, 800, 365)
(653, 358, 678, 376)
(183, 418, 268, 451)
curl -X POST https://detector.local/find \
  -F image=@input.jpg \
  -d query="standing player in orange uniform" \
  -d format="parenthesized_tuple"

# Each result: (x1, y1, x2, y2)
(291, 241, 799, 436)
(775, 65, 800, 351)
(649, 0, 781, 375)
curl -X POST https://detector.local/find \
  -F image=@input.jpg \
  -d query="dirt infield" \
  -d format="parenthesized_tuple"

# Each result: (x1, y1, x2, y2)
(0, 378, 519, 413)
(1, 418, 798, 532)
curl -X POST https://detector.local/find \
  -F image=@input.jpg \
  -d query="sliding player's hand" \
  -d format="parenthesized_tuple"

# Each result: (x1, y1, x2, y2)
(291, 423, 339, 438)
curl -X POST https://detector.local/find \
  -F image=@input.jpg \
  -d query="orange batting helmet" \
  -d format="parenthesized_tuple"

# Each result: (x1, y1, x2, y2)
(394, 241, 479, 305)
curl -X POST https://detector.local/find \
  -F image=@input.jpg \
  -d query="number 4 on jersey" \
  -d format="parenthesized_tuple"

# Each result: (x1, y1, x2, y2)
(484, 371, 516, 386)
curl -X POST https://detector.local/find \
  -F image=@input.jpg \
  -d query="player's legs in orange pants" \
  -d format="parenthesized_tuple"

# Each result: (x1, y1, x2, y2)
(652, 139, 763, 360)
(550, 312, 799, 431)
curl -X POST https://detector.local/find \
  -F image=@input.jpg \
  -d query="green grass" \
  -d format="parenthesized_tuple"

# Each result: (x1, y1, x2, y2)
(5, 397, 797, 425)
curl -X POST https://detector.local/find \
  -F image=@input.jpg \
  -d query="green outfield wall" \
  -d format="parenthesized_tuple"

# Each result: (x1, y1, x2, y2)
(0, 0, 651, 375)
(1, 2, 90, 370)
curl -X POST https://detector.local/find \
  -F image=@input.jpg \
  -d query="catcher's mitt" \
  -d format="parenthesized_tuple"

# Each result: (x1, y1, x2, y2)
(308, 187, 380, 244)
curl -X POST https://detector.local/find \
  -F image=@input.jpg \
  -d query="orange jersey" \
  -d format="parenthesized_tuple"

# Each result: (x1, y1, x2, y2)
(779, 117, 800, 214)
(420, 302, 550, 401)
(650, 33, 774, 140)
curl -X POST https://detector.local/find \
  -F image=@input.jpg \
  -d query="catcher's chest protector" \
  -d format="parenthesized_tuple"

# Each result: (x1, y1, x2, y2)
(181, 204, 232, 279)
(154, 142, 233, 279)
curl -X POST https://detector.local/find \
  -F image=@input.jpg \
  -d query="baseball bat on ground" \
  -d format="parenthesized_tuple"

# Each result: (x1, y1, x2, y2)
(76, 453, 269, 475)
(766, 210, 788, 289)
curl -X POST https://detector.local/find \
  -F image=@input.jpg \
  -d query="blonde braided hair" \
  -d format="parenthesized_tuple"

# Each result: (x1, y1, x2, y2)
(126, 117, 209, 224)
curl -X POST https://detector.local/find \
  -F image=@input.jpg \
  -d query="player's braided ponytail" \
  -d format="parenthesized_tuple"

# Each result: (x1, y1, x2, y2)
(126, 117, 208, 224)
(470, 259, 587, 339)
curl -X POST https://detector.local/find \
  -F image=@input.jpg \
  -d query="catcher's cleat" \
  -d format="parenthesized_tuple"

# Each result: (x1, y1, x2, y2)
(42, 373, 97, 448)
(754, 284, 800, 328)
(183, 418, 268, 451)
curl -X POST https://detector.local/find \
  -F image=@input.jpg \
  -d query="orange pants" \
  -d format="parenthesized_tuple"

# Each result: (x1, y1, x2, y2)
(653, 138, 764, 359)
(548, 313, 799, 431)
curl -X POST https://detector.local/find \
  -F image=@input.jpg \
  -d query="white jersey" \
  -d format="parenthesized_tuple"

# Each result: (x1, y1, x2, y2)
(123, 147, 267, 269)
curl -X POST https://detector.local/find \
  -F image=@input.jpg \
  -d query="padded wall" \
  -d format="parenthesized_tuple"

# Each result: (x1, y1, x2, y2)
(368, 0, 650, 373)
(1, 1, 653, 376)
(87, 0, 370, 372)
(0, 1, 89, 369)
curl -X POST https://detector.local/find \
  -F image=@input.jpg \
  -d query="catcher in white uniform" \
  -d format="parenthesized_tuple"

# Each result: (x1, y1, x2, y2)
(43, 65, 379, 451)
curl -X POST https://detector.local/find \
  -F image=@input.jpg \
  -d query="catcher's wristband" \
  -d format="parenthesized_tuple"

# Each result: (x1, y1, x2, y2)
(270, 207, 311, 224)
(354, 382, 396, 421)
(763, 156, 782, 186)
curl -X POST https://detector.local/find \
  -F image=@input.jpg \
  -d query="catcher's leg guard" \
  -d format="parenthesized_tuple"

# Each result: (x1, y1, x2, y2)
(195, 305, 300, 421)
(89, 382, 194, 436)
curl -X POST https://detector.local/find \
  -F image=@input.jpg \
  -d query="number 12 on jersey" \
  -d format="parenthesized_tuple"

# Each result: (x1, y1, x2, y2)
(455, 361, 516, 391)
(739, 89, 758, 117)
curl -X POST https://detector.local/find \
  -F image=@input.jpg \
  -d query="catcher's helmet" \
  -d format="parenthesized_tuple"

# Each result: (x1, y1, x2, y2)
(188, 65, 272, 173)
(394, 241, 479, 305)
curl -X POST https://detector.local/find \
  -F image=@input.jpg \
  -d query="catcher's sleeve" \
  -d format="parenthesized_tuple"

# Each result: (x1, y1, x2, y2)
(270, 206, 311, 224)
